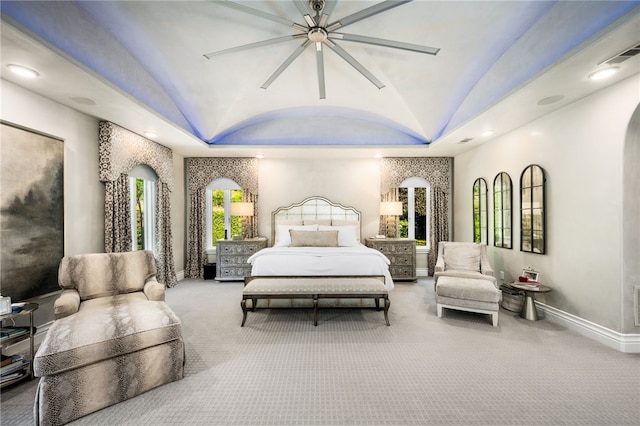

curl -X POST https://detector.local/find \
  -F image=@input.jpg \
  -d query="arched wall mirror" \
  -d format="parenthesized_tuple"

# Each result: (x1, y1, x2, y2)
(493, 172, 512, 249)
(520, 164, 546, 254)
(472, 178, 488, 244)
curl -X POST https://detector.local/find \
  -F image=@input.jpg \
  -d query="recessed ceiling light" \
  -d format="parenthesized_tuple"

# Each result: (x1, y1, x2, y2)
(255, 154, 264, 159)
(588, 66, 619, 81)
(481, 130, 494, 137)
(375, 153, 383, 158)
(7, 64, 39, 78)
(537, 95, 564, 106)
(70, 96, 97, 106)
(144, 132, 157, 139)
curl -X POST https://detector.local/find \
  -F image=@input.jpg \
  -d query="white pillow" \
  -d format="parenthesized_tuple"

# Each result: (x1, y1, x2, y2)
(274, 224, 318, 247)
(318, 225, 359, 247)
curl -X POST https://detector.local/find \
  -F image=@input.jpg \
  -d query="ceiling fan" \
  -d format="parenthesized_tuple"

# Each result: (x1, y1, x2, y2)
(204, 0, 440, 99)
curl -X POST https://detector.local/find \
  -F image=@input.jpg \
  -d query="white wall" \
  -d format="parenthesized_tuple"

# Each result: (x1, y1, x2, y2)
(257, 158, 382, 241)
(453, 75, 640, 332)
(1, 80, 187, 328)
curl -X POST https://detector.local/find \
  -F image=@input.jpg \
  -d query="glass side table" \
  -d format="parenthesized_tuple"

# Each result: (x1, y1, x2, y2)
(1, 302, 38, 388)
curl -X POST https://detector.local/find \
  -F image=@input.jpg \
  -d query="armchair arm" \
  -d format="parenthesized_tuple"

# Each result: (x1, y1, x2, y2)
(54, 289, 80, 319)
(480, 250, 494, 278)
(143, 277, 165, 301)
(434, 256, 445, 273)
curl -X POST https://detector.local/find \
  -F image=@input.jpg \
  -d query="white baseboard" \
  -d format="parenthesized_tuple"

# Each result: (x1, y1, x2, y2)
(416, 268, 429, 277)
(176, 270, 185, 282)
(537, 302, 640, 353)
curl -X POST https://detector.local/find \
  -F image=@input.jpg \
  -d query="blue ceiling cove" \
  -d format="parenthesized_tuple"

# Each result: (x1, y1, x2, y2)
(207, 108, 429, 145)
(2, 1, 639, 146)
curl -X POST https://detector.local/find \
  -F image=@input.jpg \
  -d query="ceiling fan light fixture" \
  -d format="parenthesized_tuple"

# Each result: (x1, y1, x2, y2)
(588, 66, 619, 81)
(8, 64, 39, 78)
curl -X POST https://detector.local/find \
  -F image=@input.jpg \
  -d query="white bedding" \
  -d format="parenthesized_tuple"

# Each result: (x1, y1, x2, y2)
(247, 245, 394, 290)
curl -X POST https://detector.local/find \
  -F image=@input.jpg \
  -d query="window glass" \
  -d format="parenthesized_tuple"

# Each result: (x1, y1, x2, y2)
(206, 178, 242, 248)
(493, 172, 512, 249)
(398, 177, 430, 247)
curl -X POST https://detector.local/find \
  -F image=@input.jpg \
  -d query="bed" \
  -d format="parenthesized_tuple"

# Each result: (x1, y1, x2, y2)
(246, 196, 394, 309)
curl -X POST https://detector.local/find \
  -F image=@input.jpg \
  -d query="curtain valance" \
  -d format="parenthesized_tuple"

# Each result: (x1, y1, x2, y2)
(186, 157, 258, 193)
(381, 157, 451, 193)
(99, 122, 173, 191)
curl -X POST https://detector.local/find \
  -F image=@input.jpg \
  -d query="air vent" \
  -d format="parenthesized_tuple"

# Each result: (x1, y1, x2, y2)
(458, 138, 473, 144)
(601, 43, 640, 65)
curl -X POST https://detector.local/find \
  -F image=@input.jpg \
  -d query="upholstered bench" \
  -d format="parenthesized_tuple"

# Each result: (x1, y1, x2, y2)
(242, 276, 390, 326)
(435, 276, 500, 326)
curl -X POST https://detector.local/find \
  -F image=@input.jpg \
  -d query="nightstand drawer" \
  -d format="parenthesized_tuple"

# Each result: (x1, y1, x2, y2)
(365, 238, 416, 281)
(215, 238, 267, 281)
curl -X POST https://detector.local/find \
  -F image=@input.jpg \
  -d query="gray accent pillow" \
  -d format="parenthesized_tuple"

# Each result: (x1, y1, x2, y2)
(289, 230, 339, 247)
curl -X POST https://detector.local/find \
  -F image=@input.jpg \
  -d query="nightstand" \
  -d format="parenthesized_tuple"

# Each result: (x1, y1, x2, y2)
(216, 238, 267, 281)
(365, 238, 416, 281)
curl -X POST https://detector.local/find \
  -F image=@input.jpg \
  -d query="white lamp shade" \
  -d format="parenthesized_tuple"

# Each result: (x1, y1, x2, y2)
(379, 201, 402, 216)
(231, 202, 254, 217)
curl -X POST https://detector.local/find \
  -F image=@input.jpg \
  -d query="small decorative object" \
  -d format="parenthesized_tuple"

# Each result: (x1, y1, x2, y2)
(232, 235, 243, 241)
(0, 295, 11, 315)
(521, 268, 539, 282)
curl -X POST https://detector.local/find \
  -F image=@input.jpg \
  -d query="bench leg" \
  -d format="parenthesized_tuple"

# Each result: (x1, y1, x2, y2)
(313, 296, 319, 326)
(241, 299, 248, 327)
(251, 298, 257, 311)
(383, 296, 391, 326)
(375, 298, 380, 310)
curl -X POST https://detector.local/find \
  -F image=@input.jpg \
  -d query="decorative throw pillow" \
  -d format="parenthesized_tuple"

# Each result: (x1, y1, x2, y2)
(318, 225, 359, 247)
(274, 224, 317, 247)
(289, 230, 339, 247)
(444, 245, 481, 272)
(331, 220, 361, 240)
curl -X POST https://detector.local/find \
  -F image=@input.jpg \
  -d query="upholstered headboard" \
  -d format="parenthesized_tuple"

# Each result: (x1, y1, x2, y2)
(271, 196, 361, 244)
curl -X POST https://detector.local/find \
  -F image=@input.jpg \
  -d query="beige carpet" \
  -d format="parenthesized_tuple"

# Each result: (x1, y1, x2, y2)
(2, 278, 639, 425)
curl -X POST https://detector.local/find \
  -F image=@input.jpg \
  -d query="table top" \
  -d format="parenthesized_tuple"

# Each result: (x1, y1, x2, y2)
(0, 302, 38, 320)
(509, 282, 551, 293)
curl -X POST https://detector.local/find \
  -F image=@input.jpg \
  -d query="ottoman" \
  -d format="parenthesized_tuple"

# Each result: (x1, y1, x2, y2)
(435, 276, 501, 326)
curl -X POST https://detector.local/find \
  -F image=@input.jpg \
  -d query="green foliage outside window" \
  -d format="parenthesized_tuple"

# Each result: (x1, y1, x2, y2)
(211, 189, 243, 241)
(135, 178, 144, 250)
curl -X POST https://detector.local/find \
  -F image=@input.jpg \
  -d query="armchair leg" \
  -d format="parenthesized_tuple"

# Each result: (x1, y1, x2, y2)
(437, 304, 443, 318)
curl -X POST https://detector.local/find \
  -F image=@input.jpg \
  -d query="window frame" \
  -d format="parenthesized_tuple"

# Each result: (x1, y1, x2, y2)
(206, 178, 242, 250)
(520, 164, 546, 254)
(399, 177, 430, 248)
(472, 178, 488, 244)
(129, 165, 157, 253)
(493, 172, 512, 249)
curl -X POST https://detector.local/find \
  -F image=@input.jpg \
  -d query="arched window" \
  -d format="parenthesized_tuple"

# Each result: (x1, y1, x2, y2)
(520, 164, 546, 254)
(399, 177, 430, 247)
(493, 172, 512, 249)
(473, 178, 488, 244)
(129, 164, 157, 253)
(206, 178, 243, 249)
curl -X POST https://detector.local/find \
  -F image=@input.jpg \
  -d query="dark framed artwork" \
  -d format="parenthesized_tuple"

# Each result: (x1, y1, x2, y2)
(1, 122, 64, 301)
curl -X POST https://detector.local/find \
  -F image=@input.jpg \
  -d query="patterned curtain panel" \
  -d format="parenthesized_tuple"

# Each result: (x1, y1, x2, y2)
(428, 187, 449, 275)
(185, 188, 206, 279)
(242, 191, 258, 239)
(185, 158, 259, 278)
(99, 122, 176, 286)
(380, 157, 452, 275)
(156, 182, 177, 287)
(104, 173, 132, 253)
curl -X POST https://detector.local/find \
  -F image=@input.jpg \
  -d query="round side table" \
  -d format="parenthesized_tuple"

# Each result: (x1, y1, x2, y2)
(509, 283, 551, 321)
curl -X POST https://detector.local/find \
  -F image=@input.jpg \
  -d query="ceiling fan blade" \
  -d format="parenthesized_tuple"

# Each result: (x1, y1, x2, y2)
(292, 0, 312, 18)
(204, 34, 305, 59)
(262, 40, 313, 89)
(330, 33, 440, 55)
(322, 0, 338, 21)
(316, 43, 326, 99)
(324, 40, 385, 89)
(219, 1, 307, 32)
(326, 0, 411, 31)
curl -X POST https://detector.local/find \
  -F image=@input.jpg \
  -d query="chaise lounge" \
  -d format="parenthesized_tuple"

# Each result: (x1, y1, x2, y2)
(33, 251, 184, 426)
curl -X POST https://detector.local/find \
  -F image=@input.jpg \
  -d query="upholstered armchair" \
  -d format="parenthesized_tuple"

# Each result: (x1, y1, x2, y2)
(33, 251, 184, 426)
(433, 242, 500, 326)
(433, 241, 497, 286)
